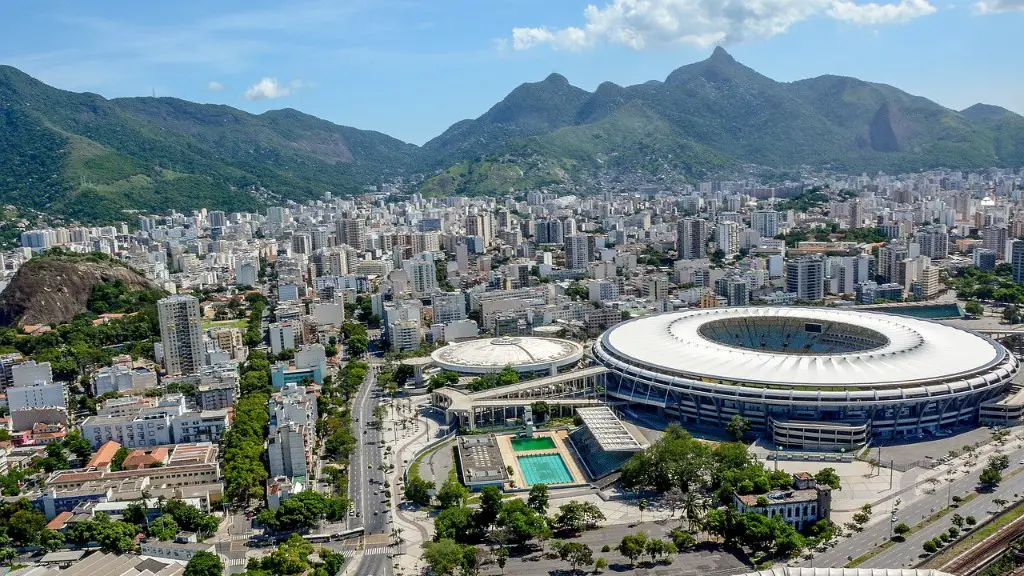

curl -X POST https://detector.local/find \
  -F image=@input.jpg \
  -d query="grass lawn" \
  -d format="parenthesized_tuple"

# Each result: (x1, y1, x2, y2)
(202, 318, 248, 330)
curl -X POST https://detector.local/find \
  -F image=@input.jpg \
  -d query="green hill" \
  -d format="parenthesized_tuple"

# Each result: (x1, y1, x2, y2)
(2, 48, 1024, 216)
(0, 65, 416, 221)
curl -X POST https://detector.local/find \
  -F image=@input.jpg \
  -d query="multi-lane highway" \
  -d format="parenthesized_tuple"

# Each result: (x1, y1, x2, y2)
(807, 442, 1024, 569)
(349, 354, 394, 576)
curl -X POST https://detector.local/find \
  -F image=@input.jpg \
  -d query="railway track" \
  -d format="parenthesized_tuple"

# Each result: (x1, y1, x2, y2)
(940, 513, 1024, 576)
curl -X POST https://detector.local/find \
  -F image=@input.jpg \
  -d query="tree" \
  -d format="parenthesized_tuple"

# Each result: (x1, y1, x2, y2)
(494, 547, 509, 575)
(184, 551, 224, 576)
(645, 538, 675, 564)
(555, 541, 593, 573)
(94, 518, 140, 553)
(8, 508, 47, 546)
(148, 515, 180, 541)
(669, 527, 697, 551)
(0, 546, 15, 567)
(530, 401, 550, 422)
(638, 498, 647, 524)
(893, 523, 911, 539)
(404, 470, 434, 507)
(436, 475, 470, 510)
(433, 507, 475, 544)
(496, 499, 547, 547)
(594, 557, 608, 573)
(965, 301, 984, 316)
(852, 512, 870, 526)
(424, 539, 476, 576)
(474, 486, 503, 529)
(38, 529, 65, 553)
(814, 468, 842, 490)
(527, 483, 549, 515)
(41, 442, 70, 472)
(994, 498, 1009, 508)
(63, 430, 93, 461)
(951, 514, 965, 529)
(664, 487, 685, 518)
(726, 414, 752, 441)
(123, 501, 149, 527)
(618, 532, 649, 565)
(980, 465, 1002, 487)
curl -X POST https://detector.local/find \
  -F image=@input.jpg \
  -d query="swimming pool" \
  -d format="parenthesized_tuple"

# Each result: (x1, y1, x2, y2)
(517, 453, 573, 485)
(511, 436, 556, 452)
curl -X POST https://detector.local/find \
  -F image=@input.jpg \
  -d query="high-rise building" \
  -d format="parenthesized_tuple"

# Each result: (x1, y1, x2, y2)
(750, 211, 780, 238)
(535, 219, 564, 245)
(982, 225, 1008, 260)
(1012, 240, 1024, 284)
(432, 292, 467, 324)
(974, 248, 997, 272)
(158, 295, 203, 376)
(405, 258, 439, 295)
(466, 212, 494, 247)
(336, 218, 366, 250)
(677, 218, 709, 260)
(714, 276, 749, 306)
(786, 256, 824, 301)
(235, 258, 258, 287)
(916, 225, 949, 260)
(716, 221, 740, 255)
(564, 234, 591, 270)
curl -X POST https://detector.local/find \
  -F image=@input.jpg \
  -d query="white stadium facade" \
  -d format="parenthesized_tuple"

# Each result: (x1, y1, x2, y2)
(593, 307, 1021, 450)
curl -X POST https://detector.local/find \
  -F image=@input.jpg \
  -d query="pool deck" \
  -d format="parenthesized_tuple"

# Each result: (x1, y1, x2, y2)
(495, 430, 587, 488)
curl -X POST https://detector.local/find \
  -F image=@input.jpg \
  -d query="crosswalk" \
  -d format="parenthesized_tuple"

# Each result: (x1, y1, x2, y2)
(226, 558, 249, 567)
(364, 545, 395, 556)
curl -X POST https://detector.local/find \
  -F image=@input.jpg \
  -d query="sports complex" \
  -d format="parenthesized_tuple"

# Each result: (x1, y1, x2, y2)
(594, 307, 1021, 449)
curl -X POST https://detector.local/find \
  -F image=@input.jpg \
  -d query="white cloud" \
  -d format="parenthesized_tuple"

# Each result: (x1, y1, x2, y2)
(974, 0, 1024, 12)
(829, 0, 936, 24)
(509, 0, 938, 50)
(207, 81, 224, 91)
(243, 77, 290, 100)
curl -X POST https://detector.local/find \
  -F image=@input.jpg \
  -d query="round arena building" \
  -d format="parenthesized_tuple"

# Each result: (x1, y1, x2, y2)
(593, 307, 1019, 449)
(432, 336, 585, 376)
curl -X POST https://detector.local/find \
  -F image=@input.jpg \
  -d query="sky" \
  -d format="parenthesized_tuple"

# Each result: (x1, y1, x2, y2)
(2, 0, 1023, 145)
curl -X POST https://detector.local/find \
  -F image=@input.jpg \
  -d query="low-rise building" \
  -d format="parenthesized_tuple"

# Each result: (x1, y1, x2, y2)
(733, 472, 831, 530)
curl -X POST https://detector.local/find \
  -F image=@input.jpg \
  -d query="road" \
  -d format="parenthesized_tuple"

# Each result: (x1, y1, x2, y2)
(349, 353, 394, 576)
(807, 443, 1024, 569)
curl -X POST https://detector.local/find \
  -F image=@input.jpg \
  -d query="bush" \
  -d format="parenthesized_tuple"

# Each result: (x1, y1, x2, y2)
(923, 540, 937, 554)
(594, 557, 608, 573)
(601, 544, 610, 553)
(966, 516, 977, 526)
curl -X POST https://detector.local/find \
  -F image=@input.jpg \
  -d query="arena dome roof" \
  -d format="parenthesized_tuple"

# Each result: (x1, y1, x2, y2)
(431, 336, 584, 374)
(600, 307, 1005, 387)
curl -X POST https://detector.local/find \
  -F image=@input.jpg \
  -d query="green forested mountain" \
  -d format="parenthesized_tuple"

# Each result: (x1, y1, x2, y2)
(2, 47, 1024, 218)
(0, 65, 416, 221)
(419, 47, 1024, 195)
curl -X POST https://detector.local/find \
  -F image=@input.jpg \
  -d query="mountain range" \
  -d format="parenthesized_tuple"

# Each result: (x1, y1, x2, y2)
(2, 47, 1023, 221)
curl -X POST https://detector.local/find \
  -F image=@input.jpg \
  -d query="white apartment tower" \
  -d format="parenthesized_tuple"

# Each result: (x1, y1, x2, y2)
(564, 234, 590, 270)
(158, 295, 204, 376)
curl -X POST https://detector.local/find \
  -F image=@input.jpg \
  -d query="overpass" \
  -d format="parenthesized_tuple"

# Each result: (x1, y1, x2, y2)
(430, 366, 609, 430)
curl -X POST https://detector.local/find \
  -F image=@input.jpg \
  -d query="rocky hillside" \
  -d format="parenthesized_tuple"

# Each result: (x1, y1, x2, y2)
(0, 255, 155, 327)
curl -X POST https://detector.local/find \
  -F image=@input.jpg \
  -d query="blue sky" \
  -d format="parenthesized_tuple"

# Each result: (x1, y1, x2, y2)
(2, 0, 1022, 145)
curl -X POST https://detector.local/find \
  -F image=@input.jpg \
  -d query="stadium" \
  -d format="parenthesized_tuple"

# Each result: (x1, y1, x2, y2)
(593, 307, 1021, 450)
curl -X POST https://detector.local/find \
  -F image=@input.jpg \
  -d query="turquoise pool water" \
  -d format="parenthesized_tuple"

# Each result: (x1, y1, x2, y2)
(517, 453, 573, 485)
(511, 437, 557, 452)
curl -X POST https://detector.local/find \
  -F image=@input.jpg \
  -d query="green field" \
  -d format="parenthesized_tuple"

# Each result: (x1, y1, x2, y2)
(201, 318, 248, 330)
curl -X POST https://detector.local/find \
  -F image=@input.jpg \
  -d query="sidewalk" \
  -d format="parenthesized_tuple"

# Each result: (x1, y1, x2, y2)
(381, 395, 442, 576)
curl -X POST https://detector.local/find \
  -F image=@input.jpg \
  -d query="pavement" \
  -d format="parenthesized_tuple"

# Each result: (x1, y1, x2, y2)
(803, 432, 1024, 569)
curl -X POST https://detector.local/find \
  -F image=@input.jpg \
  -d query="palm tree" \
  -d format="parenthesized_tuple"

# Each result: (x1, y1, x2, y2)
(638, 498, 648, 524)
(683, 493, 705, 533)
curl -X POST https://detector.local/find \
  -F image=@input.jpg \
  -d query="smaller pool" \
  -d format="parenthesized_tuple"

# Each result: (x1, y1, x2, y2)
(511, 436, 556, 452)
(518, 453, 573, 485)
